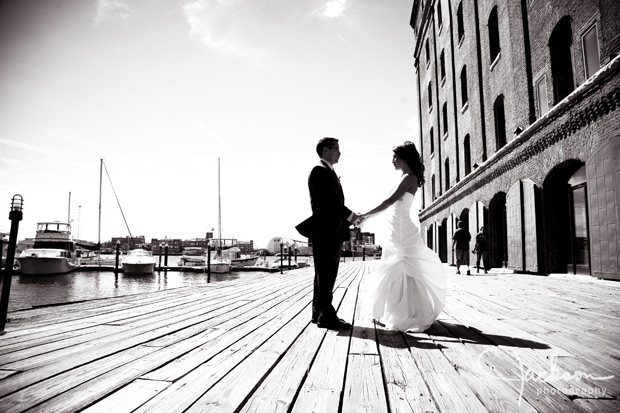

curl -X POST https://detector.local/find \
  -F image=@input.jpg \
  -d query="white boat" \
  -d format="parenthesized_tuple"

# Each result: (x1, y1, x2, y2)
(17, 222, 80, 275)
(270, 253, 299, 270)
(226, 247, 259, 267)
(208, 254, 231, 274)
(177, 247, 207, 267)
(122, 248, 156, 274)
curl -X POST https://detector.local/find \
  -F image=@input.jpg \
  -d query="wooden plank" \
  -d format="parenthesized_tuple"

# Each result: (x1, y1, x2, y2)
(342, 354, 387, 413)
(290, 274, 358, 412)
(80, 379, 171, 413)
(239, 323, 328, 413)
(376, 329, 439, 413)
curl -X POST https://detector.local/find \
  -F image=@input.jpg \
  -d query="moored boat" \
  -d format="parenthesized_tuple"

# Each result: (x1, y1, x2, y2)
(17, 222, 79, 275)
(122, 247, 156, 274)
(177, 247, 207, 267)
(226, 247, 259, 267)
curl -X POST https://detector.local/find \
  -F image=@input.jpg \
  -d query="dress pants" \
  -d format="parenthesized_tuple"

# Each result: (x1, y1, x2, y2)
(312, 238, 343, 323)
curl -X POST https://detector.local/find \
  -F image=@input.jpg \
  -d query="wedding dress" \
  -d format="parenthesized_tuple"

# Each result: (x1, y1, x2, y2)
(369, 192, 446, 332)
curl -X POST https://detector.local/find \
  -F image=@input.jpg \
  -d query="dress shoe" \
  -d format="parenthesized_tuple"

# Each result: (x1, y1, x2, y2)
(317, 319, 351, 330)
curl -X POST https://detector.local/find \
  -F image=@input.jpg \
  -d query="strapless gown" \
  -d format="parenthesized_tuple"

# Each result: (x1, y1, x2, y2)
(369, 192, 446, 332)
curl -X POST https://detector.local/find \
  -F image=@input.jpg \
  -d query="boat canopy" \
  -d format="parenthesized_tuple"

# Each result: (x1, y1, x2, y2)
(37, 222, 71, 233)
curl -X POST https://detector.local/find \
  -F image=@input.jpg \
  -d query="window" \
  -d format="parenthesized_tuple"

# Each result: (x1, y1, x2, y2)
(494, 95, 506, 150)
(549, 16, 575, 103)
(464, 134, 471, 175)
(442, 102, 448, 136)
(437, 0, 443, 29)
(460, 65, 468, 106)
(430, 127, 435, 154)
(426, 39, 430, 65)
(431, 174, 436, 199)
(428, 82, 433, 109)
(445, 159, 450, 190)
(488, 6, 500, 63)
(440, 50, 446, 80)
(457, 2, 465, 41)
(582, 24, 600, 79)
(536, 76, 549, 117)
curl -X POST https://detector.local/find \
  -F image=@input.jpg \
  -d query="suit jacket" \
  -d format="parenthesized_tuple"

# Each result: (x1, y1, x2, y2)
(296, 160, 352, 242)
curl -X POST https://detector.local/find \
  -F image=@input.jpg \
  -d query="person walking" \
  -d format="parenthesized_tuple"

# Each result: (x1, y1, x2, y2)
(473, 226, 490, 274)
(452, 221, 471, 275)
(296, 137, 359, 330)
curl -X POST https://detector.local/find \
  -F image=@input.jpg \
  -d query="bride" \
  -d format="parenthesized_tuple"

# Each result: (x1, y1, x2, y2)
(359, 141, 446, 332)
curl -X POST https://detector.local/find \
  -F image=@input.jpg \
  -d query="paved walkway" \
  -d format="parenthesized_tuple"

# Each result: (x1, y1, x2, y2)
(0, 261, 618, 412)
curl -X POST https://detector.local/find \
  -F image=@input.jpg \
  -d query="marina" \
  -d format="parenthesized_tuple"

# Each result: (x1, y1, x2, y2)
(0, 261, 618, 412)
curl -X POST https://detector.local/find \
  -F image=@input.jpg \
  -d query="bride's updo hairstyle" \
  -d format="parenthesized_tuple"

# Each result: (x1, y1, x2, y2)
(393, 141, 425, 187)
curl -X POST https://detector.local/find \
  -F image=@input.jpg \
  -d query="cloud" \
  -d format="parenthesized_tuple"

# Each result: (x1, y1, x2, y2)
(0, 138, 56, 154)
(181, 0, 274, 62)
(0, 156, 20, 167)
(94, 0, 131, 26)
(44, 129, 87, 145)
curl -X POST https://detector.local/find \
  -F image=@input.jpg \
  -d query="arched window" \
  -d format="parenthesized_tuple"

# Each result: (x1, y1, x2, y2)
(425, 39, 430, 65)
(437, 0, 443, 29)
(549, 16, 574, 103)
(445, 158, 451, 190)
(494, 95, 506, 150)
(431, 174, 436, 199)
(428, 82, 433, 109)
(430, 127, 435, 154)
(464, 134, 472, 175)
(442, 102, 448, 136)
(457, 2, 465, 41)
(460, 65, 468, 106)
(488, 6, 500, 63)
(440, 50, 446, 80)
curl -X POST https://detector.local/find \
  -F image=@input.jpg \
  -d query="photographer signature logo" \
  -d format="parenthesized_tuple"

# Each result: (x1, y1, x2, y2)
(477, 347, 614, 405)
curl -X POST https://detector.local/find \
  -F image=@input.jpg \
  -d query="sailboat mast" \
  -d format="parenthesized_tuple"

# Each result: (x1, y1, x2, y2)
(98, 159, 103, 249)
(68, 191, 71, 224)
(218, 158, 222, 250)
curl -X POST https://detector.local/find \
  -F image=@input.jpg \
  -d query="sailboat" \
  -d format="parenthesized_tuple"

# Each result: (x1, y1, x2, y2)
(208, 158, 231, 274)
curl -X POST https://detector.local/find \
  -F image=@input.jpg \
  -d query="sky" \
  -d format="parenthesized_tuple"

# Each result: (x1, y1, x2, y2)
(0, 0, 419, 248)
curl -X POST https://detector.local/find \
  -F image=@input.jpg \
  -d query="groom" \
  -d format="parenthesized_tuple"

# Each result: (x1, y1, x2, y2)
(296, 137, 359, 330)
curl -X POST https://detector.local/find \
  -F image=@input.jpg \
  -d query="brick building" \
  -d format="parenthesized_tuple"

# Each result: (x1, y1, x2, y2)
(411, 0, 620, 279)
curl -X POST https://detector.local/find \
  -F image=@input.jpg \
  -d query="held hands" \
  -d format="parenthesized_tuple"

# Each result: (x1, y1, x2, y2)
(352, 213, 367, 227)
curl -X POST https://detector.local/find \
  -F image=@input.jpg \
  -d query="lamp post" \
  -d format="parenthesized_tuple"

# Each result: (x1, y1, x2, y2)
(158, 243, 164, 269)
(206, 239, 212, 282)
(114, 240, 121, 274)
(0, 195, 24, 332)
(279, 240, 283, 274)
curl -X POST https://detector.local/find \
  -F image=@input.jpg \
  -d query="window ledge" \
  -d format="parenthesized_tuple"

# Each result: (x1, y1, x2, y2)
(490, 52, 501, 71)
(428, 105, 433, 113)
(443, 132, 449, 140)
(461, 101, 469, 114)
(441, 77, 446, 87)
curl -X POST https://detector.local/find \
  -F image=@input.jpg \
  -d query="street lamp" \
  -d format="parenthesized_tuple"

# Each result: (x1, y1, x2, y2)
(1, 195, 24, 332)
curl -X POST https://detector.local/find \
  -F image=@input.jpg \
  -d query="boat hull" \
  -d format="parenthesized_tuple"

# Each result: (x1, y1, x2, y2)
(209, 262, 231, 273)
(122, 262, 155, 275)
(17, 257, 79, 275)
(231, 256, 259, 267)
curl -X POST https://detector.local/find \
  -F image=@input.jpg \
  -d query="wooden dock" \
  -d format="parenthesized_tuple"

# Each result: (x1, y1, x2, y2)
(0, 261, 618, 412)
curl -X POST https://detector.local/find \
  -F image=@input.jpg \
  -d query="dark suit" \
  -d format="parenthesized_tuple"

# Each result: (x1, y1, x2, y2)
(302, 160, 352, 323)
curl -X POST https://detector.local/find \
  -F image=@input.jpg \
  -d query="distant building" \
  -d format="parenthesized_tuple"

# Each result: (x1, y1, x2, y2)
(411, 0, 620, 279)
(109, 236, 147, 252)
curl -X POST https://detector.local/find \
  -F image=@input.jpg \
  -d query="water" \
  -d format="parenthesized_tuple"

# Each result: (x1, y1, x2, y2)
(0, 268, 261, 313)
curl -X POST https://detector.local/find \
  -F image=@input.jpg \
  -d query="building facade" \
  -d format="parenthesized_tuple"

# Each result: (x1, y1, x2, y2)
(411, 0, 620, 279)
